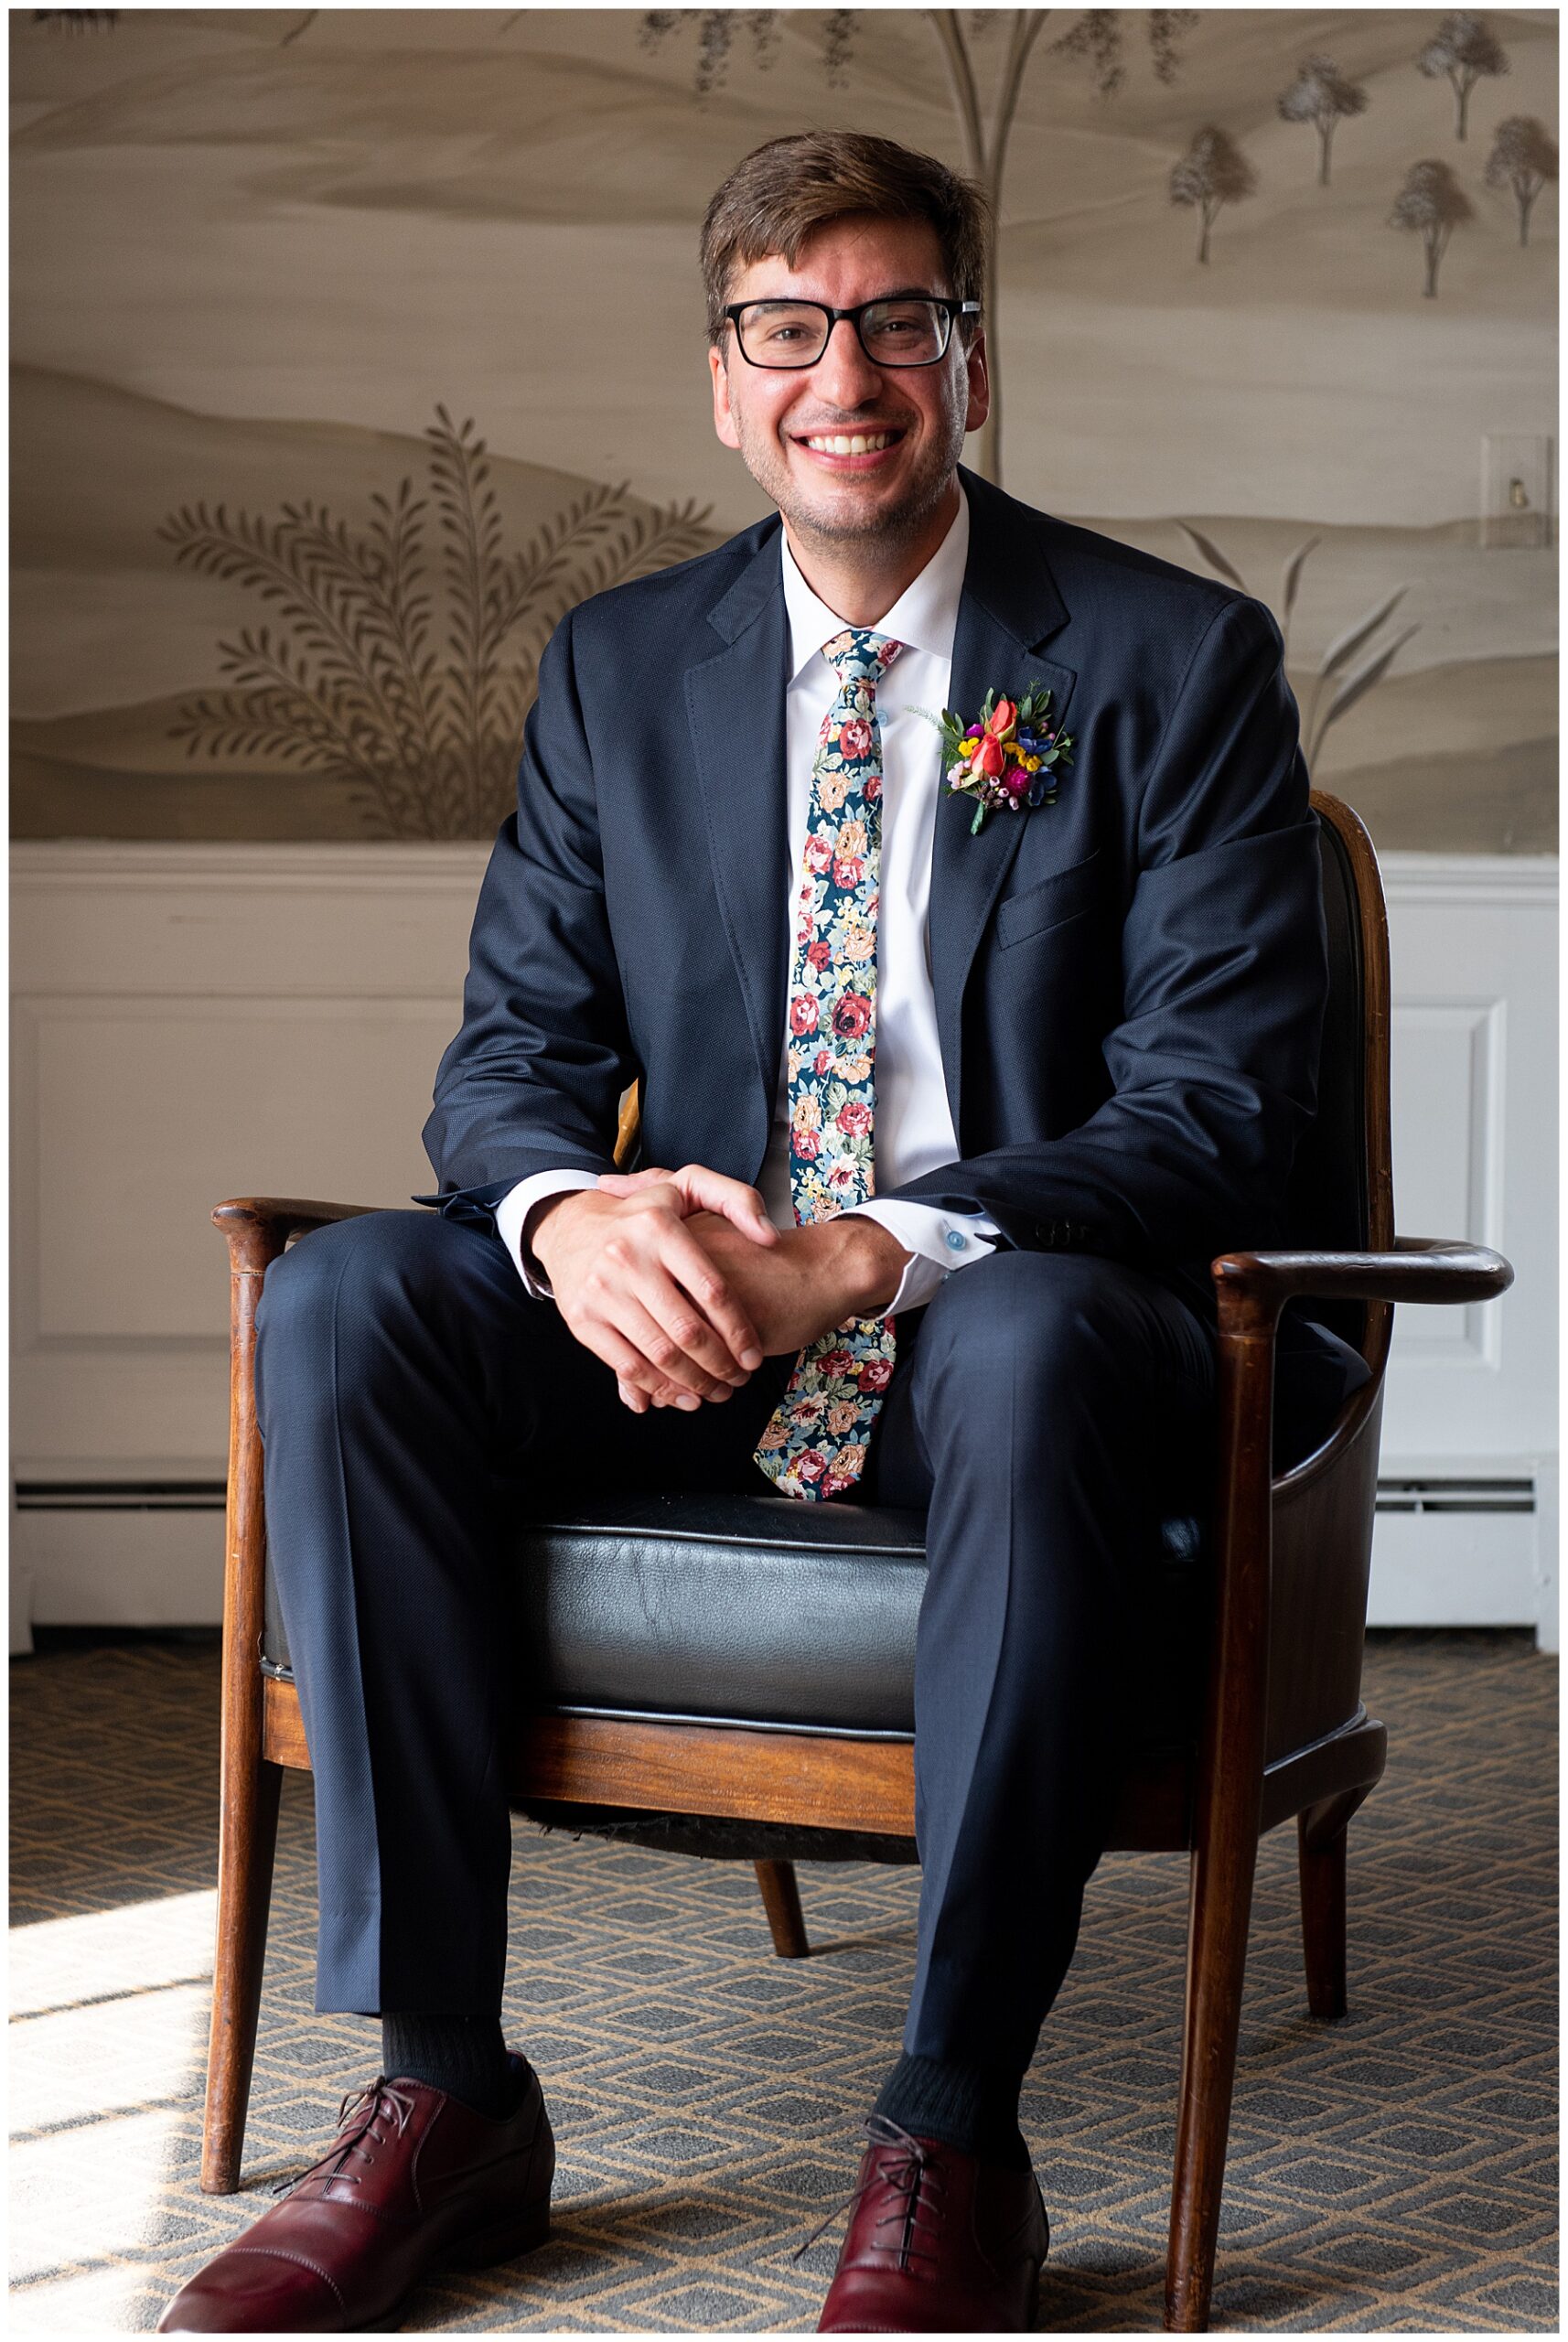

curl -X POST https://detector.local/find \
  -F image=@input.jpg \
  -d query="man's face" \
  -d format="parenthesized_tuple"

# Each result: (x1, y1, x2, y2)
(709, 212, 989, 549)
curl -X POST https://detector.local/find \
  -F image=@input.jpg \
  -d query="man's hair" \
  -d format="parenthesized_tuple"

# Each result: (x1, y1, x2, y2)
(700, 131, 991, 347)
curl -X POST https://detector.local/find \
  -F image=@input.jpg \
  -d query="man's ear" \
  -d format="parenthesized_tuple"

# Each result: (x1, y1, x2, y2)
(710, 342, 742, 451)
(963, 329, 991, 435)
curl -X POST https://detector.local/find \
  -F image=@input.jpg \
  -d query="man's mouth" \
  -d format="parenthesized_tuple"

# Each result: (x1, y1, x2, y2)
(795, 428, 906, 462)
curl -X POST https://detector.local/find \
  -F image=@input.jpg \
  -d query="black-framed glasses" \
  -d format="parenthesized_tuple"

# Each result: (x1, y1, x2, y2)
(723, 295, 982, 370)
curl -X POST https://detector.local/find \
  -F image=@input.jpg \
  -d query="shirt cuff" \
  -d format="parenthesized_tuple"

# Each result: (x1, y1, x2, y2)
(494, 1170, 601, 1299)
(844, 1200, 1000, 1314)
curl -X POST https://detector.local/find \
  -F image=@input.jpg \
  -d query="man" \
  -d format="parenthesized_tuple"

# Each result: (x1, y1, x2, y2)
(162, 131, 1368, 2334)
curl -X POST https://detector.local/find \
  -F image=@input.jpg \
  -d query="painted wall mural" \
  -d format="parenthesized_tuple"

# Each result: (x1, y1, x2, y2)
(10, 6, 1557, 849)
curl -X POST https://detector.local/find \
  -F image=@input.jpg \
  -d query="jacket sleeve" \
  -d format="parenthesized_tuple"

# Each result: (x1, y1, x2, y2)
(416, 610, 635, 1222)
(881, 595, 1328, 1269)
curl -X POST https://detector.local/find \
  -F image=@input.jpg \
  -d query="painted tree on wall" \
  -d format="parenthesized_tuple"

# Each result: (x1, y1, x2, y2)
(639, 8, 1197, 487)
(1276, 54, 1369, 188)
(160, 410, 713, 839)
(1388, 157, 1474, 296)
(1169, 125, 1257, 263)
(1416, 12, 1509, 142)
(1485, 115, 1558, 247)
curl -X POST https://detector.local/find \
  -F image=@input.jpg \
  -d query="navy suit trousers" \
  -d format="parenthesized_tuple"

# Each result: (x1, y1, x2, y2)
(254, 1208, 1217, 2079)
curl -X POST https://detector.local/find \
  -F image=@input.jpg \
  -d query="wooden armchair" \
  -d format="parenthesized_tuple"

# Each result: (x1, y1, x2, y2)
(199, 790, 1511, 2332)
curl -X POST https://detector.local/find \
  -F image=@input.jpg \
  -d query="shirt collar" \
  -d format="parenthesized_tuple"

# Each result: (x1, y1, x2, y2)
(779, 480, 970, 685)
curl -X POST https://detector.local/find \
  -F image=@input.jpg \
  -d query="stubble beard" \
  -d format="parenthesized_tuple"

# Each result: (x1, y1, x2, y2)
(730, 391, 967, 562)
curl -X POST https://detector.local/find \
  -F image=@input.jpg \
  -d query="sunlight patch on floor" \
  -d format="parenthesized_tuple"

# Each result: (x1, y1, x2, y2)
(9, 1891, 215, 2324)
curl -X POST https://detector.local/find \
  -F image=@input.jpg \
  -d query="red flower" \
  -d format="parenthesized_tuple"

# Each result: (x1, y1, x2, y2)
(803, 835, 833, 874)
(864, 774, 883, 802)
(815, 1047, 832, 1075)
(833, 993, 872, 1039)
(806, 939, 832, 969)
(986, 697, 1016, 738)
(839, 716, 872, 758)
(795, 1448, 829, 1484)
(793, 1128, 822, 1160)
(836, 1098, 872, 1136)
(789, 993, 819, 1036)
(832, 855, 865, 890)
(819, 1347, 855, 1379)
(976, 733, 1004, 779)
(857, 1358, 893, 1392)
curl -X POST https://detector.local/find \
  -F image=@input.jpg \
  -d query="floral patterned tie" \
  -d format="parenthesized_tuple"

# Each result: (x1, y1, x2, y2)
(754, 628, 904, 1501)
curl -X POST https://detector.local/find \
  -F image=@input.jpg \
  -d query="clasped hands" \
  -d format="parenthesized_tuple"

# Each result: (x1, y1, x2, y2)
(528, 1166, 909, 1413)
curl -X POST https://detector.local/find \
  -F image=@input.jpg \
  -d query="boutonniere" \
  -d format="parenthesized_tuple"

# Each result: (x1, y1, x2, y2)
(918, 684, 1075, 835)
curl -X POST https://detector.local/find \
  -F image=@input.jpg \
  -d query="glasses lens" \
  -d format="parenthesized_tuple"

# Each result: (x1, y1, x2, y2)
(736, 302, 830, 367)
(860, 299, 949, 365)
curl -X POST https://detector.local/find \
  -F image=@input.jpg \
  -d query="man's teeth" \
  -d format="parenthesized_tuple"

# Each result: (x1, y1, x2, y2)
(803, 433, 897, 455)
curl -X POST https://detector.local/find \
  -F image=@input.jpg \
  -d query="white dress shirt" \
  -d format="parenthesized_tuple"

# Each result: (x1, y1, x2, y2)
(497, 483, 998, 1314)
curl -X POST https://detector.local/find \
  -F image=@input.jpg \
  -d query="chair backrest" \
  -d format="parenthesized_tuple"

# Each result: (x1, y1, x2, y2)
(1279, 794, 1393, 1362)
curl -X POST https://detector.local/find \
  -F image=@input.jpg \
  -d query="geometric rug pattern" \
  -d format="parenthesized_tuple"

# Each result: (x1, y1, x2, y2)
(10, 1629, 1557, 2331)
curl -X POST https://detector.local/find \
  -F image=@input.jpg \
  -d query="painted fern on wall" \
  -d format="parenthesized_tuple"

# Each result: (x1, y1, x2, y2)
(159, 408, 713, 839)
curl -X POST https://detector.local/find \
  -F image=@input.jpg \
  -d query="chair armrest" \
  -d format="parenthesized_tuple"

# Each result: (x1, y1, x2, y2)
(213, 1195, 381, 1268)
(1210, 1235, 1512, 1337)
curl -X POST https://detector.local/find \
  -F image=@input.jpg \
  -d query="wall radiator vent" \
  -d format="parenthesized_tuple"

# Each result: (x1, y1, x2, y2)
(1375, 1476, 1535, 1516)
(15, 1475, 1538, 1517)
(14, 1480, 227, 1513)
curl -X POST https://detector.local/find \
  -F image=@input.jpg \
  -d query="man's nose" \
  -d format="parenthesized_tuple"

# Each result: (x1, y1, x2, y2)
(810, 316, 885, 408)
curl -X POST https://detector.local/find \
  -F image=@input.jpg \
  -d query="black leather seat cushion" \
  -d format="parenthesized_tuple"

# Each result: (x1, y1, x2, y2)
(261, 1488, 1208, 1743)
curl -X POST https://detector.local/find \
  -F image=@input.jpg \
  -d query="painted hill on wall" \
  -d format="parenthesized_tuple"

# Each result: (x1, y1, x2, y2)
(10, 367, 1552, 847)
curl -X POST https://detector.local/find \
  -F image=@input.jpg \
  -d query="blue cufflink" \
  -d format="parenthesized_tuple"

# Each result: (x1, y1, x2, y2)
(945, 1229, 967, 1252)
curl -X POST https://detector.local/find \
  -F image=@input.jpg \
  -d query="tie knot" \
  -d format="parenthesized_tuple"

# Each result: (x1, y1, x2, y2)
(822, 628, 904, 688)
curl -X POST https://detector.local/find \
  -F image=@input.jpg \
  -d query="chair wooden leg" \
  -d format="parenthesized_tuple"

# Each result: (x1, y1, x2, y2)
(1165, 1300, 1274, 2333)
(201, 1755, 283, 2192)
(203, 1207, 291, 2194)
(754, 1858, 810, 1958)
(1297, 1789, 1368, 2022)
(1165, 1825, 1259, 2332)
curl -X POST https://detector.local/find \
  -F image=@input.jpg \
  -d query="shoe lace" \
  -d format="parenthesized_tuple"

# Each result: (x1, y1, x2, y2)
(792, 2114, 949, 2268)
(270, 2078, 418, 2199)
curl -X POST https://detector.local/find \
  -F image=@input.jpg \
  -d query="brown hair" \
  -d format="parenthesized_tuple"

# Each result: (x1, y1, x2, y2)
(700, 132, 990, 347)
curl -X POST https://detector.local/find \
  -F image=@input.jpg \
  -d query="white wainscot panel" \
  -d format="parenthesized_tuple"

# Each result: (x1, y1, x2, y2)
(19, 996, 458, 1345)
(1373, 856, 1558, 1644)
(1379, 861, 1557, 1469)
(11, 847, 489, 1580)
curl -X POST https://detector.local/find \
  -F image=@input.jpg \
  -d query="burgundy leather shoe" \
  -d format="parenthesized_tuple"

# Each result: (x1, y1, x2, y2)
(159, 2058, 553, 2332)
(813, 2116, 1048, 2333)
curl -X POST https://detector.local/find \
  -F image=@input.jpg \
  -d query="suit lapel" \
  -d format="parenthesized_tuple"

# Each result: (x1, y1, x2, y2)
(929, 469, 1078, 1139)
(682, 477, 1080, 1154)
(685, 532, 792, 1125)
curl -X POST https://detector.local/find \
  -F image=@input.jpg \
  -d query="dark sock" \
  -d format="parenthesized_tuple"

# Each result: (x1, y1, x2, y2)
(873, 2053, 1032, 2172)
(381, 2013, 523, 2120)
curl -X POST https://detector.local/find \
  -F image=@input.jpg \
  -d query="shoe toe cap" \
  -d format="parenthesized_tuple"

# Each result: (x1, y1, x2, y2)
(158, 2247, 346, 2333)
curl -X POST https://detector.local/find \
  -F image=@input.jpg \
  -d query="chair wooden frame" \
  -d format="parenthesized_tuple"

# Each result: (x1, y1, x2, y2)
(199, 791, 1512, 2332)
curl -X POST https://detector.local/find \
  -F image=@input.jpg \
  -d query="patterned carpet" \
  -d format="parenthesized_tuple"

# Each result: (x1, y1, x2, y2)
(9, 1631, 1557, 2333)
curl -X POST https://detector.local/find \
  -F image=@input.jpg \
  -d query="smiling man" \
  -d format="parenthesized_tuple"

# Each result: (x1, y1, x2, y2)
(161, 133, 1369, 2335)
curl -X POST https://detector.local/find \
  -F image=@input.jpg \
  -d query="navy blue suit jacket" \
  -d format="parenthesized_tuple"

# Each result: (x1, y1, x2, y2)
(420, 466, 1369, 1452)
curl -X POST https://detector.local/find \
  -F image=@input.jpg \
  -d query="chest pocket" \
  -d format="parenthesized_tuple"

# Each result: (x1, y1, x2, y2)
(995, 846, 1107, 949)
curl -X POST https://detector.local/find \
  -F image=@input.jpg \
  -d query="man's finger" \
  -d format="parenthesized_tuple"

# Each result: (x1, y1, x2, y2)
(597, 1168, 674, 1197)
(673, 1164, 779, 1246)
(660, 1221, 766, 1371)
(622, 1268, 746, 1398)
